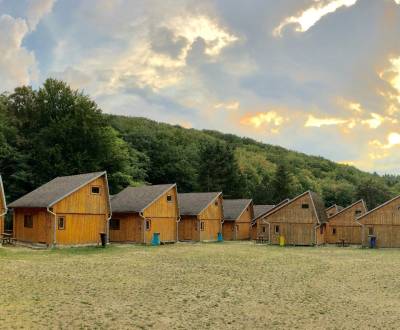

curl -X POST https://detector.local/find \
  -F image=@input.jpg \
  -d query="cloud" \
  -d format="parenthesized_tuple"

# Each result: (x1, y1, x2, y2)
(240, 111, 285, 132)
(214, 101, 240, 110)
(273, 0, 358, 37)
(26, 0, 55, 30)
(304, 114, 348, 127)
(337, 97, 363, 113)
(361, 113, 384, 129)
(0, 14, 36, 91)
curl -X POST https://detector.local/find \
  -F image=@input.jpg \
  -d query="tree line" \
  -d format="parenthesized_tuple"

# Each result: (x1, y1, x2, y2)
(1, 79, 399, 210)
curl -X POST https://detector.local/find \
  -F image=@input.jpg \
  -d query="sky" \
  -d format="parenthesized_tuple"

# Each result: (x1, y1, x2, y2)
(1, 0, 400, 174)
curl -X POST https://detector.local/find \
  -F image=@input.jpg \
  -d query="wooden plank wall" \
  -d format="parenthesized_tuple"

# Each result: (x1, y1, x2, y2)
(236, 205, 253, 240)
(325, 201, 366, 244)
(359, 196, 400, 247)
(222, 222, 234, 240)
(264, 193, 318, 246)
(110, 186, 179, 244)
(178, 216, 199, 241)
(198, 195, 223, 241)
(13, 208, 52, 245)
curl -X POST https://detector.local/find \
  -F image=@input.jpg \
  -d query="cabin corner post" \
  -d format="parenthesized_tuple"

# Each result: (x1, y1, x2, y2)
(47, 207, 57, 247)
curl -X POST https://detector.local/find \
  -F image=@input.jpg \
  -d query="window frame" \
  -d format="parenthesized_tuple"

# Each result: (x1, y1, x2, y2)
(57, 216, 66, 230)
(262, 226, 267, 233)
(24, 215, 33, 228)
(368, 227, 374, 235)
(166, 195, 173, 203)
(110, 218, 120, 231)
(332, 227, 336, 235)
(301, 203, 309, 209)
(200, 221, 205, 231)
(145, 219, 151, 231)
(274, 225, 280, 234)
(91, 186, 101, 195)
(355, 210, 362, 216)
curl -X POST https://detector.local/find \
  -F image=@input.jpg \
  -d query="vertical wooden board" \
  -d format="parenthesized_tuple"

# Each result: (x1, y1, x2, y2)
(178, 216, 199, 241)
(199, 195, 223, 221)
(53, 176, 109, 215)
(143, 186, 178, 219)
(55, 214, 105, 245)
(236, 205, 252, 240)
(109, 214, 142, 242)
(144, 217, 177, 243)
(222, 222, 234, 240)
(200, 219, 220, 241)
(13, 209, 51, 244)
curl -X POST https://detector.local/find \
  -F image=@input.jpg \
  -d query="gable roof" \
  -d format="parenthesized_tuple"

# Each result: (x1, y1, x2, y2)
(326, 204, 344, 216)
(9, 172, 107, 208)
(327, 199, 366, 221)
(253, 205, 275, 220)
(111, 184, 176, 213)
(252, 199, 290, 223)
(179, 192, 222, 216)
(357, 194, 400, 221)
(262, 191, 328, 224)
(0, 175, 6, 212)
(223, 199, 252, 221)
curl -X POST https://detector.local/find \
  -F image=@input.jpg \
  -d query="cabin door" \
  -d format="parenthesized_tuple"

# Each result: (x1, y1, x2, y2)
(183, 220, 193, 240)
(135, 219, 142, 242)
(38, 215, 48, 244)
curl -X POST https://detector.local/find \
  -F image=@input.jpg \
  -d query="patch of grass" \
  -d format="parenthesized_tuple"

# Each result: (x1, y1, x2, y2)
(1, 242, 400, 329)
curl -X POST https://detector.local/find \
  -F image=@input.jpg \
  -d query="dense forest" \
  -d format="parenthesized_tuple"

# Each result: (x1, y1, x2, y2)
(1, 79, 400, 210)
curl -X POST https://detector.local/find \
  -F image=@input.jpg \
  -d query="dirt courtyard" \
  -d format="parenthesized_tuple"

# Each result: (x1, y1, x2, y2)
(1, 242, 400, 329)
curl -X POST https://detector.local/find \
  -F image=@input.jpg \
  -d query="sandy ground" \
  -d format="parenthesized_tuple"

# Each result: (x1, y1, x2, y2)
(1, 242, 400, 329)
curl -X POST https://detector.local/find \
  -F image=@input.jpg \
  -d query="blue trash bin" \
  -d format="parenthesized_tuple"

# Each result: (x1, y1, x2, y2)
(217, 232, 223, 242)
(368, 235, 376, 248)
(151, 233, 160, 246)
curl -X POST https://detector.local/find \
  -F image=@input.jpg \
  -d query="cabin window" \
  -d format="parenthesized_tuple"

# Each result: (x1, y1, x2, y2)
(274, 225, 280, 234)
(355, 210, 362, 216)
(368, 227, 374, 235)
(332, 227, 336, 235)
(145, 219, 151, 231)
(57, 216, 65, 230)
(110, 219, 120, 230)
(91, 186, 100, 195)
(24, 215, 33, 228)
(200, 221, 205, 231)
(320, 226, 324, 234)
(214, 200, 218, 206)
(262, 226, 266, 233)
(301, 204, 309, 209)
(166, 195, 172, 202)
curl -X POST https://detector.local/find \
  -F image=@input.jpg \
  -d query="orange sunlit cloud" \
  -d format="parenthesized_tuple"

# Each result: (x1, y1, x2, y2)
(240, 111, 285, 132)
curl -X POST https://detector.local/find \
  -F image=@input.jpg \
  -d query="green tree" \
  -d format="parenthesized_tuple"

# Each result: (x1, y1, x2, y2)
(272, 163, 292, 203)
(198, 140, 244, 198)
(356, 178, 392, 210)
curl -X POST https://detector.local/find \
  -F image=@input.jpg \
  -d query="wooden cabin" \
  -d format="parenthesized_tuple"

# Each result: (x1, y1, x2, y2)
(325, 204, 344, 218)
(110, 184, 179, 244)
(178, 192, 223, 242)
(250, 204, 276, 240)
(0, 175, 7, 235)
(357, 195, 400, 248)
(261, 191, 327, 246)
(222, 199, 253, 240)
(325, 200, 367, 244)
(8, 172, 111, 247)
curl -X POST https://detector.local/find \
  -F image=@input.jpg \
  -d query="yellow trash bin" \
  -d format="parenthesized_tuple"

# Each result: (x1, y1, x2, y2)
(279, 235, 285, 246)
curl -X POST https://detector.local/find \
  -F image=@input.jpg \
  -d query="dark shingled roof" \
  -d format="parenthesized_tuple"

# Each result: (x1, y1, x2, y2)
(9, 172, 106, 208)
(111, 184, 176, 213)
(223, 199, 252, 221)
(179, 192, 221, 216)
(253, 205, 275, 220)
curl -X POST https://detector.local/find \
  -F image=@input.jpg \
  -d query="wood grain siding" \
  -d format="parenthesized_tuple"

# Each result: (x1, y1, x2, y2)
(110, 185, 179, 244)
(358, 195, 400, 248)
(263, 193, 319, 246)
(199, 194, 223, 241)
(222, 222, 234, 240)
(13, 208, 52, 244)
(223, 204, 253, 240)
(12, 174, 110, 246)
(179, 194, 223, 242)
(325, 201, 366, 244)
(109, 214, 142, 242)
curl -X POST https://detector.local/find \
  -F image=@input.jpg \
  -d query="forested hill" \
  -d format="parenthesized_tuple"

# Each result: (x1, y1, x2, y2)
(1, 79, 399, 209)
(107, 115, 400, 209)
